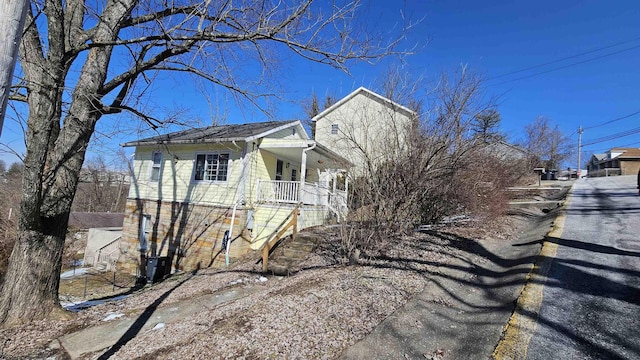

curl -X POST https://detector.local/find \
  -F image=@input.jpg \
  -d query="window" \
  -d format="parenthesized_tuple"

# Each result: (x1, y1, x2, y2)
(291, 168, 298, 181)
(275, 159, 284, 181)
(194, 153, 230, 181)
(150, 151, 162, 181)
(331, 123, 339, 135)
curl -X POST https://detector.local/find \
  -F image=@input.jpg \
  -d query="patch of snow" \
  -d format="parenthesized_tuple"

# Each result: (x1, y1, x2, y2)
(60, 267, 90, 279)
(152, 323, 165, 330)
(102, 313, 124, 321)
(230, 277, 253, 285)
(257, 276, 268, 282)
(61, 294, 130, 312)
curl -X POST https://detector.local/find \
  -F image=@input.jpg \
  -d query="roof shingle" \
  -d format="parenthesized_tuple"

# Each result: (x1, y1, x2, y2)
(122, 121, 299, 147)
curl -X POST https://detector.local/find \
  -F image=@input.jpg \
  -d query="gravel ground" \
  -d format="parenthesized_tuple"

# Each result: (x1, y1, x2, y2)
(0, 215, 528, 360)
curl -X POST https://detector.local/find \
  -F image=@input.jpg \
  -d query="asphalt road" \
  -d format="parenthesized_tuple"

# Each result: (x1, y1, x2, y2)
(525, 176, 640, 359)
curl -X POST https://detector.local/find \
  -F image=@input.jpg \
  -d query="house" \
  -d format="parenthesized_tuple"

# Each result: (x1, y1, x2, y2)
(478, 140, 529, 161)
(587, 148, 640, 177)
(67, 212, 125, 271)
(118, 121, 350, 276)
(312, 87, 416, 176)
(117, 87, 416, 278)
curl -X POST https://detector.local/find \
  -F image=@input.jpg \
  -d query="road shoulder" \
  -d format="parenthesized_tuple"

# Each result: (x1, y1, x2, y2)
(342, 206, 565, 359)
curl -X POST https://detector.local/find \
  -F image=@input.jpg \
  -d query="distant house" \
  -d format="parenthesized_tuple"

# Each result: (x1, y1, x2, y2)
(587, 148, 640, 177)
(118, 121, 350, 276)
(67, 212, 125, 271)
(478, 140, 529, 161)
(78, 168, 130, 185)
(312, 87, 416, 176)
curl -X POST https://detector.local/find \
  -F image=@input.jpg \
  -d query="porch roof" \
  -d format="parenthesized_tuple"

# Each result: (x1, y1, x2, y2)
(259, 139, 352, 170)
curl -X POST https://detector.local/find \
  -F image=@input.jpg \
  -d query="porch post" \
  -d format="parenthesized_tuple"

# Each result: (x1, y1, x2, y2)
(345, 173, 349, 200)
(300, 142, 316, 203)
(332, 171, 337, 194)
(300, 151, 307, 202)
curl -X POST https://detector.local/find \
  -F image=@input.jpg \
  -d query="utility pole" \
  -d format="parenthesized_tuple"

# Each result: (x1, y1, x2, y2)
(577, 126, 583, 178)
(0, 0, 29, 138)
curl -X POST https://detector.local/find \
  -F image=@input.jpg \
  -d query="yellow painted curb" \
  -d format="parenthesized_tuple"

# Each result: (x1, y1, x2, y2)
(493, 187, 572, 360)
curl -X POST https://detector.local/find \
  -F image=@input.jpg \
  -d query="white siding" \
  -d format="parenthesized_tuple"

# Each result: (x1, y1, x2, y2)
(129, 143, 245, 206)
(314, 90, 413, 176)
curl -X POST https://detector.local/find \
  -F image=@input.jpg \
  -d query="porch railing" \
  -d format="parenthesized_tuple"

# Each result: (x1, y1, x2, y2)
(84, 236, 121, 272)
(588, 168, 621, 177)
(257, 180, 300, 204)
(301, 182, 330, 206)
(257, 180, 340, 207)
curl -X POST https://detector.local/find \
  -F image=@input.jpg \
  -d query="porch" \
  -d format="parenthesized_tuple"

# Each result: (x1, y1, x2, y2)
(256, 179, 347, 211)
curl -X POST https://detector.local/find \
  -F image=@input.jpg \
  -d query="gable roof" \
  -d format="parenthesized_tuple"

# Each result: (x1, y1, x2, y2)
(122, 121, 305, 147)
(480, 140, 529, 159)
(311, 87, 415, 122)
(613, 148, 640, 159)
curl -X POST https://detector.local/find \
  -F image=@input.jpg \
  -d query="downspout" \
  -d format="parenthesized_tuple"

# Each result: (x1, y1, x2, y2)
(300, 142, 317, 203)
(226, 142, 250, 266)
(225, 199, 245, 266)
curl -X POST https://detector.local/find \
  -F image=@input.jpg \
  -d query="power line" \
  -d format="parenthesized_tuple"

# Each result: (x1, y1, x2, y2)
(490, 44, 640, 85)
(487, 37, 640, 80)
(585, 141, 640, 153)
(582, 126, 640, 147)
(583, 109, 640, 130)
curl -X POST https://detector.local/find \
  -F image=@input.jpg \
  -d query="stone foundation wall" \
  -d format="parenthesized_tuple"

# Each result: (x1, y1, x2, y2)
(118, 198, 252, 275)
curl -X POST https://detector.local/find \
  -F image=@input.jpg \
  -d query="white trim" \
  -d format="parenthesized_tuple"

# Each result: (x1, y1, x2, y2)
(191, 151, 231, 183)
(258, 138, 313, 149)
(275, 158, 284, 181)
(311, 87, 415, 122)
(237, 142, 251, 204)
(150, 151, 162, 182)
(245, 120, 309, 141)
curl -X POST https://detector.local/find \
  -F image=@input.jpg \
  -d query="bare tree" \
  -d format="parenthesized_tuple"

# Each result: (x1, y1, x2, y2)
(338, 67, 515, 261)
(72, 156, 129, 213)
(0, 162, 22, 282)
(523, 116, 570, 170)
(0, 0, 407, 325)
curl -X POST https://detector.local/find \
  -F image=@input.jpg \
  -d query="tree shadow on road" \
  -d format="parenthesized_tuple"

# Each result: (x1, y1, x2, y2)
(517, 236, 640, 258)
(347, 221, 640, 360)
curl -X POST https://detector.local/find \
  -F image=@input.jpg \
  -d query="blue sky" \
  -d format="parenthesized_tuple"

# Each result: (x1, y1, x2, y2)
(1, 0, 639, 170)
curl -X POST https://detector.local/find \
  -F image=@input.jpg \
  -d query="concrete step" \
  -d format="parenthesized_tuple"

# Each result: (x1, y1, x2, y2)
(282, 248, 309, 261)
(293, 233, 321, 245)
(92, 262, 108, 272)
(288, 241, 316, 252)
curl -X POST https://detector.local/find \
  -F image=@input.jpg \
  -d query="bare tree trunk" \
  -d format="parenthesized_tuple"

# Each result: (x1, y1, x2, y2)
(0, 0, 404, 326)
(0, 225, 68, 325)
(0, 0, 28, 136)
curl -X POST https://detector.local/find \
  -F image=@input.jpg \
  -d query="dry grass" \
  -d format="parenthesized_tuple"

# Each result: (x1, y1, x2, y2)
(59, 271, 137, 301)
(0, 213, 527, 360)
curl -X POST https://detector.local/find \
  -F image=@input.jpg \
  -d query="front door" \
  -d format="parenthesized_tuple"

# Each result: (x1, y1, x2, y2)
(275, 159, 284, 181)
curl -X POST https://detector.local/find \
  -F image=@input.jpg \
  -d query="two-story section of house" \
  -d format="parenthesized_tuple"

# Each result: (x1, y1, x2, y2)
(312, 87, 416, 177)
